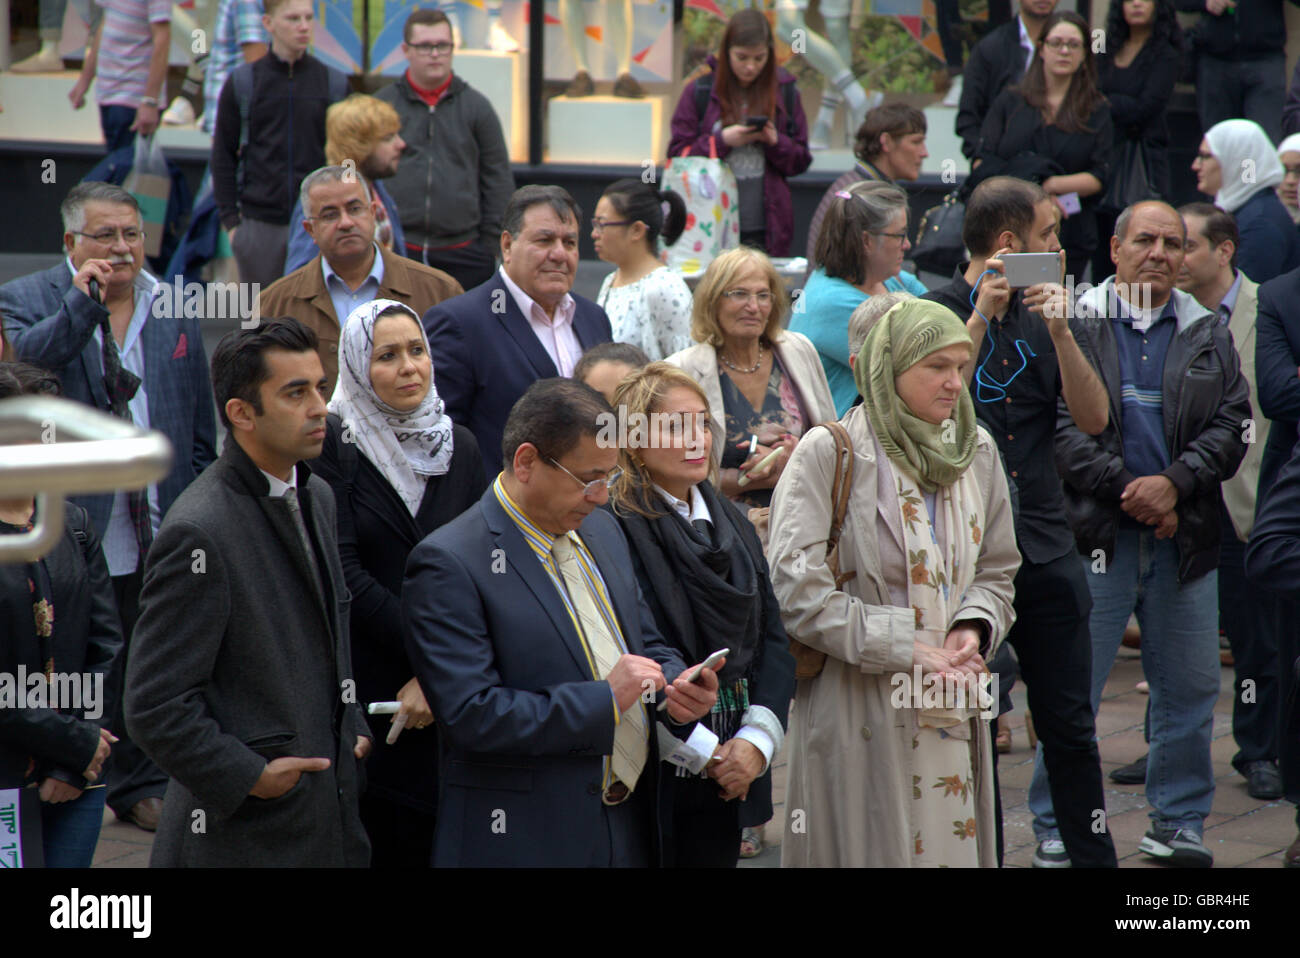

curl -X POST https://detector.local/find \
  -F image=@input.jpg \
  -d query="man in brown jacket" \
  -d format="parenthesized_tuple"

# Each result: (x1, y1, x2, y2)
(259, 166, 462, 395)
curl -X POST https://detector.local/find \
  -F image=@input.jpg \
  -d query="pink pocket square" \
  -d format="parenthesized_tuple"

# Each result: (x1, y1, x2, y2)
(171, 333, 187, 359)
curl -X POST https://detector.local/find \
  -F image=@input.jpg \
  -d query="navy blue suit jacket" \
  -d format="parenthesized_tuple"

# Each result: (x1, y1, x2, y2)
(401, 487, 687, 867)
(422, 273, 612, 474)
(1254, 265, 1300, 503)
(0, 263, 218, 539)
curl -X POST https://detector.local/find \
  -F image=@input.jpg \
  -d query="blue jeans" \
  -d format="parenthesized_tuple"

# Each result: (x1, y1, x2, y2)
(100, 105, 137, 154)
(42, 785, 107, 868)
(1029, 528, 1220, 837)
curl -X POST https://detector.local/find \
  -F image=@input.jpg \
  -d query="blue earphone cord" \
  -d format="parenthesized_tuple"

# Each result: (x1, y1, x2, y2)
(968, 268, 1037, 404)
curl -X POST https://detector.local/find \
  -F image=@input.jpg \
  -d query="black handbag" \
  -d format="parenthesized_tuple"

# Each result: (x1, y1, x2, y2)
(912, 189, 966, 276)
(1099, 140, 1159, 214)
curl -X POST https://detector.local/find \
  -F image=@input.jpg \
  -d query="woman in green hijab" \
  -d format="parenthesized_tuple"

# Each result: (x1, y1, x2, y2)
(767, 299, 1021, 867)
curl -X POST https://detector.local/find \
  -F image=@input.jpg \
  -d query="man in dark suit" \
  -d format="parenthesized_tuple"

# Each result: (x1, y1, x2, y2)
(955, 0, 1057, 160)
(0, 181, 217, 834)
(403, 378, 721, 867)
(125, 318, 371, 866)
(259, 166, 462, 397)
(423, 185, 613, 475)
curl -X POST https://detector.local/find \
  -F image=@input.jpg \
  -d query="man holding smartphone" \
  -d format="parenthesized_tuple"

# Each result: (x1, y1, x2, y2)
(922, 176, 1116, 869)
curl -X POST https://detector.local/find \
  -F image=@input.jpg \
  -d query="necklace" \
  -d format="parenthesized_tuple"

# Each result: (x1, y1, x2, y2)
(720, 343, 765, 374)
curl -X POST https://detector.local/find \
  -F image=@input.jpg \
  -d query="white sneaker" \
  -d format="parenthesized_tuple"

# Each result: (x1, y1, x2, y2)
(1032, 838, 1072, 868)
(488, 21, 520, 53)
(161, 96, 196, 126)
(10, 47, 64, 73)
(942, 75, 963, 108)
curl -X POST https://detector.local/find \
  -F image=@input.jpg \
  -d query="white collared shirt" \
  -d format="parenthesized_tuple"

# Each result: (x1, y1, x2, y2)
(653, 483, 713, 526)
(498, 266, 582, 377)
(323, 243, 385, 328)
(68, 258, 162, 576)
(1018, 15, 1036, 74)
(258, 466, 297, 499)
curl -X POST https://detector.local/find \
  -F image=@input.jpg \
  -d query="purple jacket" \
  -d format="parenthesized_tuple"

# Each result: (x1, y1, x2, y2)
(667, 58, 812, 257)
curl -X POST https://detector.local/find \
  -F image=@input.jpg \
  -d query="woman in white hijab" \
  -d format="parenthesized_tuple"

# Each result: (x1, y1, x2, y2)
(1277, 133, 1300, 225)
(312, 298, 487, 868)
(1194, 119, 1300, 282)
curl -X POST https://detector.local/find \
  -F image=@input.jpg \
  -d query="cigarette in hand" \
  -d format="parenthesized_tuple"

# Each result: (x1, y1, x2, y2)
(737, 447, 783, 487)
(368, 701, 401, 715)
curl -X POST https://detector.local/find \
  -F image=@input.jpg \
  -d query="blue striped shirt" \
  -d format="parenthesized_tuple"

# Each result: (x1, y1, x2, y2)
(1112, 298, 1177, 480)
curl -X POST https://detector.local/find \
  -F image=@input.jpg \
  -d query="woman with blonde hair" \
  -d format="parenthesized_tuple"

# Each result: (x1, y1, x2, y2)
(285, 93, 408, 272)
(606, 361, 794, 865)
(769, 298, 1020, 867)
(666, 247, 835, 510)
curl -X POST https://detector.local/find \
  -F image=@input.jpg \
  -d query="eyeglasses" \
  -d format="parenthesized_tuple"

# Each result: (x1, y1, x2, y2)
(1284, 164, 1300, 177)
(72, 228, 143, 245)
(547, 457, 623, 497)
(408, 42, 453, 56)
(305, 200, 370, 224)
(1043, 38, 1083, 51)
(872, 230, 909, 241)
(1194, 151, 1216, 162)
(591, 218, 634, 234)
(722, 289, 773, 305)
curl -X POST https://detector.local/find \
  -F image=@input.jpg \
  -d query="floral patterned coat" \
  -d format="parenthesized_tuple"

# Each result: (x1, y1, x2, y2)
(768, 405, 1020, 867)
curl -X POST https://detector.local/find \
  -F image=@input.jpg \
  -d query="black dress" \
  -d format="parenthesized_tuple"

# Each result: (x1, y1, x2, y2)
(976, 88, 1114, 282)
(1094, 38, 1182, 279)
(312, 412, 487, 868)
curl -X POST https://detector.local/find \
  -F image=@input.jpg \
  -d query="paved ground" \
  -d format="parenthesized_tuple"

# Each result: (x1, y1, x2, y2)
(739, 647, 1296, 868)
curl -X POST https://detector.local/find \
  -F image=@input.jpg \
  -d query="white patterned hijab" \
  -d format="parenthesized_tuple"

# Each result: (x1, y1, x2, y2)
(328, 299, 454, 515)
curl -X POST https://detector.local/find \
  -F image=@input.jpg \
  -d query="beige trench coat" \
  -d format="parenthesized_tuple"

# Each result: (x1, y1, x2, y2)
(768, 405, 1020, 867)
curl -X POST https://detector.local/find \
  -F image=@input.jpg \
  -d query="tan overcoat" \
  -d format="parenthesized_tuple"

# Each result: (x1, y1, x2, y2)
(768, 405, 1020, 867)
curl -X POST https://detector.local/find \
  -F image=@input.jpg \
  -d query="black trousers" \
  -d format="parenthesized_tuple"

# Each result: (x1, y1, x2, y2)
(1008, 553, 1118, 867)
(107, 570, 168, 817)
(668, 771, 741, 868)
(407, 241, 497, 293)
(361, 791, 436, 869)
(1218, 507, 1280, 770)
(1272, 595, 1300, 829)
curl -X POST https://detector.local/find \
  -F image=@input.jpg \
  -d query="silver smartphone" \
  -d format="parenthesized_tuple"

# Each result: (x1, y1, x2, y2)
(1001, 252, 1062, 288)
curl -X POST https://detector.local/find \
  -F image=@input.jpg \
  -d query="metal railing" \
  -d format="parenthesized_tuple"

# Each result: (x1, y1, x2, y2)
(0, 396, 173, 561)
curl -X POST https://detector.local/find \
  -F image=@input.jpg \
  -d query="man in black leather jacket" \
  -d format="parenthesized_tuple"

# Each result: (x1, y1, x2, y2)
(1034, 201, 1250, 868)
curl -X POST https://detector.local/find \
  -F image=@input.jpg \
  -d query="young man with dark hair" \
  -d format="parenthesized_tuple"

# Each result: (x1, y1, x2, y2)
(1174, 202, 1282, 803)
(125, 317, 372, 867)
(210, 0, 348, 289)
(402, 377, 719, 866)
(922, 175, 1116, 869)
(424, 185, 612, 475)
(805, 103, 928, 264)
(377, 6, 516, 292)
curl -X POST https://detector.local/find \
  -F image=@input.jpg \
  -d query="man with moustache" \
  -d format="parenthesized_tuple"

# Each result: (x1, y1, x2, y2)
(125, 318, 371, 866)
(1042, 201, 1250, 867)
(423, 185, 613, 475)
(0, 181, 217, 834)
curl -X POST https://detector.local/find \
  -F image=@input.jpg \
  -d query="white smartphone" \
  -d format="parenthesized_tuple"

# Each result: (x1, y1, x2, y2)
(1001, 252, 1062, 289)
(684, 648, 729, 684)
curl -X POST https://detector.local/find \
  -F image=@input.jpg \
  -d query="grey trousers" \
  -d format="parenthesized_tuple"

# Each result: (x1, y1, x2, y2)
(231, 217, 289, 293)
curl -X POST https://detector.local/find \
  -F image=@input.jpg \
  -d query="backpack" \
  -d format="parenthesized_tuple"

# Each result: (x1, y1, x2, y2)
(229, 60, 350, 193)
(693, 73, 799, 138)
(747, 421, 857, 680)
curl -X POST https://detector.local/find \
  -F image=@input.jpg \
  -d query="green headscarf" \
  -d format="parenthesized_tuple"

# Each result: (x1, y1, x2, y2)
(853, 299, 977, 492)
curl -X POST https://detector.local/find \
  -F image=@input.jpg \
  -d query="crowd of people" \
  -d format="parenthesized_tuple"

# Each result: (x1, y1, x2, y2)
(2, 0, 1300, 871)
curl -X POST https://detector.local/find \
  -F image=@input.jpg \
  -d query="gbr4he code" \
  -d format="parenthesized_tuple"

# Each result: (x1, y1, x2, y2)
(1127, 895, 1251, 909)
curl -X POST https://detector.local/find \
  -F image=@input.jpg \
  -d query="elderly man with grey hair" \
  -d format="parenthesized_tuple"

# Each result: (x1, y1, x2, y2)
(0, 180, 218, 834)
(257, 165, 461, 397)
(423, 184, 613, 474)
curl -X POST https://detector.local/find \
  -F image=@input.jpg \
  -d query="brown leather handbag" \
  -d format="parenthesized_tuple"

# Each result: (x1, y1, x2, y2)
(748, 421, 857, 679)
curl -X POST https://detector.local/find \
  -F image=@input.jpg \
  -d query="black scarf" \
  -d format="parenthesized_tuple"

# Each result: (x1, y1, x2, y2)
(614, 480, 762, 688)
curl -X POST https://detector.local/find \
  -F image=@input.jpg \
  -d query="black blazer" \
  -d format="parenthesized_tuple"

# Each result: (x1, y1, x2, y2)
(311, 413, 487, 814)
(0, 503, 122, 790)
(976, 89, 1114, 256)
(1097, 38, 1181, 198)
(957, 20, 1030, 159)
(423, 272, 613, 475)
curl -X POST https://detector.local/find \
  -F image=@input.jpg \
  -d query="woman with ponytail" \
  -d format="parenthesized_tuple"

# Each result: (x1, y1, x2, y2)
(593, 178, 695, 361)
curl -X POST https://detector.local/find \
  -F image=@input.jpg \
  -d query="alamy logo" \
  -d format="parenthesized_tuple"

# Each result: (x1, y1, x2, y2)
(0, 668, 104, 720)
(49, 888, 151, 938)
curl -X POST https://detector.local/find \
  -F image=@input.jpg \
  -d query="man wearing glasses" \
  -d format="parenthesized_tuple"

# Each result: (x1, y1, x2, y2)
(424, 185, 613, 475)
(402, 377, 720, 866)
(0, 181, 218, 835)
(377, 6, 515, 292)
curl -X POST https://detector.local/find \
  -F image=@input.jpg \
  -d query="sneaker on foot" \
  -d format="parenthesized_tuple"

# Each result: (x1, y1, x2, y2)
(941, 75, 963, 108)
(10, 47, 64, 73)
(162, 96, 196, 125)
(1110, 753, 1147, 784)
(1032, 838, 1071, 868)
(1139, 824, 1212, 867)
